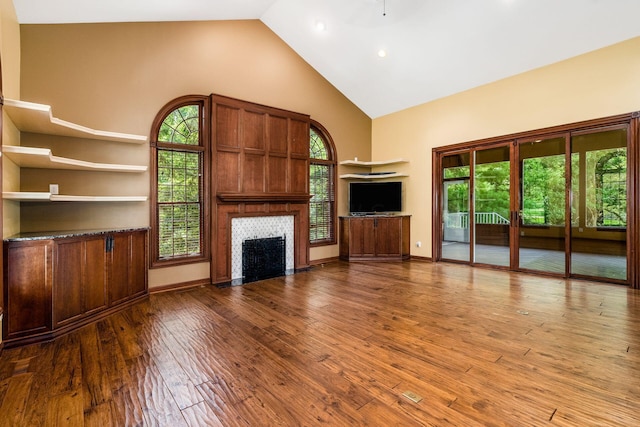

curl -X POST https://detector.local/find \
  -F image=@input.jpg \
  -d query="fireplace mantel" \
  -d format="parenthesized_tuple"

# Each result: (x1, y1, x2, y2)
(217, 193, 311, 203)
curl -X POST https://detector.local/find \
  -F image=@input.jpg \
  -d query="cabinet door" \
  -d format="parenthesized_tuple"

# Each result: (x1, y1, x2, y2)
(348, 218, 376, 257)
(4, 240, 53, 339)
(361, 219, 377, 256)
(375, 217, 402, 257)
(348, 218, 378, 257)
(109, 233, 131, 306)
(53, 239, 84, 327)
(129, 230, 147, 297)
(109, 230, 147, 306)
(53, 237, 107, 328)
(84, 238, 108, 313)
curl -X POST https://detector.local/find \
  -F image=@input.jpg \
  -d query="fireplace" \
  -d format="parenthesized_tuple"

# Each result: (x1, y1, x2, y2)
(231, 215, 295, 285)
(242, 236, 286, 283)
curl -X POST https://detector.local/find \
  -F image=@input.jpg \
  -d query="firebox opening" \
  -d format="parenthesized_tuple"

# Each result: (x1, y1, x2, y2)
(242, 236, 286, 284)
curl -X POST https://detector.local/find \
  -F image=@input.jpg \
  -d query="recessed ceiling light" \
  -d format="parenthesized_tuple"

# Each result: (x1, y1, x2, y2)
(315, 21, 326, 32)
(378, 49, 387, 58)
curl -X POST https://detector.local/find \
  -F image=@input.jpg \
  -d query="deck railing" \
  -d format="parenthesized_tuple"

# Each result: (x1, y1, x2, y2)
(445, 212, 510, 229)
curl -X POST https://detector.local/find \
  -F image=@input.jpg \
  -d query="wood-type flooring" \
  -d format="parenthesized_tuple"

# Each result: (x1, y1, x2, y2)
(1, 260, 639, 426)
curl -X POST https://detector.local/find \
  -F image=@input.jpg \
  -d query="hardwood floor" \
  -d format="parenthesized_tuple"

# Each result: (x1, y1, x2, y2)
(1, 260, 639, 426)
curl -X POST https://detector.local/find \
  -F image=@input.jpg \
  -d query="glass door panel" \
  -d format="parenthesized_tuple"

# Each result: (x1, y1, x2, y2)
(474, 146, 510, 266)
(442, 153, 470, 262)
(570, 127, 628, 281)
(518, 137, 566, 274)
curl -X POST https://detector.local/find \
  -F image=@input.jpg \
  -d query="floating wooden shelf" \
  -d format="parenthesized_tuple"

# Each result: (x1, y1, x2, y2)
(339, 172, 408, 179)
(3, 99, 147, 144)
(340, 158, 408, 167)
(3, 145, 147, 172)
(3, 192, 147, 202)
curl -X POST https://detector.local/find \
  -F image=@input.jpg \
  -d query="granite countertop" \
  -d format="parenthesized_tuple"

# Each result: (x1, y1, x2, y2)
(4, 227, 150, 242)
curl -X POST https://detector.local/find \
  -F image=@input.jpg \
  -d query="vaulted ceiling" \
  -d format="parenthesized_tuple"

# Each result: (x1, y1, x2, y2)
(13, 0, 640, 118)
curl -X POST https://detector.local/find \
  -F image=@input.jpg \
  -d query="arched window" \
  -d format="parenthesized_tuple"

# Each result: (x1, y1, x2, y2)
(309, 122, 337, 245)
(150, 95, 209, 266)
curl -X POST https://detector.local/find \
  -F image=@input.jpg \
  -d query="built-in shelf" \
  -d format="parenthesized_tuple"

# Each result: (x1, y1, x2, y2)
(3, 145, 147, 172)
(340, 158, 409, 179)
(340, 158, 408, 167)
(3, 192, 147, 202)
(339, 172, 408, 179)
(3, 99, 147, 144)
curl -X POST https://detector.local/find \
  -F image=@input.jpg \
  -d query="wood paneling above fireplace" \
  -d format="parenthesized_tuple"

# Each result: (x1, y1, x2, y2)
(211, 94, 311, 285)
(212, 94, 310, 197)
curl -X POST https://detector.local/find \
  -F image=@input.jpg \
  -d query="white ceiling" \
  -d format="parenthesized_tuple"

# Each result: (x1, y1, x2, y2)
(13, 0, 640, 118)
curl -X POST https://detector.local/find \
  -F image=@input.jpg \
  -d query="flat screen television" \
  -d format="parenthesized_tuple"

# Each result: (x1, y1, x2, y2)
(349, 181, 402, 214)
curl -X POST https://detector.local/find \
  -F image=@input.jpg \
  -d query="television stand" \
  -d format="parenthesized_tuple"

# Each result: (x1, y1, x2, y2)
(339, 215, 410, 261)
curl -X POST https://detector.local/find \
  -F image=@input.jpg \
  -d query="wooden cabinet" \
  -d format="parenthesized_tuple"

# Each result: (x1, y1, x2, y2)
(3, 229, 148, 347)
(340, 215, 410, 261)
(4, 240, 53, 340)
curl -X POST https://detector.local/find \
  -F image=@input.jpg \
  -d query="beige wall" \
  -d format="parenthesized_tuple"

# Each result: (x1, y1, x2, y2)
(0, 0, 18, 100)
(0, 0, 20, 347)
(1, 0, 20, 238)
(372, 36, 640, 258)
(18, 20, 371, 288)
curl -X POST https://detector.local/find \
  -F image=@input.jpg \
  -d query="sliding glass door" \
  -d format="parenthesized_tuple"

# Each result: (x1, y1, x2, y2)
(440, 146, 511, 267)
(570, 126, 628, 281)
(516, 135, 567, 274)
(474, 145, 511, 267)
(441, 153, 470, 262)
(434, 114, 634, 286)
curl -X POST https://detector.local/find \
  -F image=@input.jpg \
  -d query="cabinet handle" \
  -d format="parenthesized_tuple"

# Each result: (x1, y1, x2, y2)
(106, 236, 114, 252)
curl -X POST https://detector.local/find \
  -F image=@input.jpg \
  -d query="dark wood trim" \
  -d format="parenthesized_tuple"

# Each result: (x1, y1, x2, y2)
(631, 115, 639, 289)
(310, 120, 338, 246)
(410, 255, 433, 262)
(216, 193, 311, 203)
(433, 111, 637, 155)
(431, 150, 441, 262)
(148, 278, 211, 294)
(309, 256, 339, 266)
(563, 132, 572, 278)
(509, 139, 519, 270)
